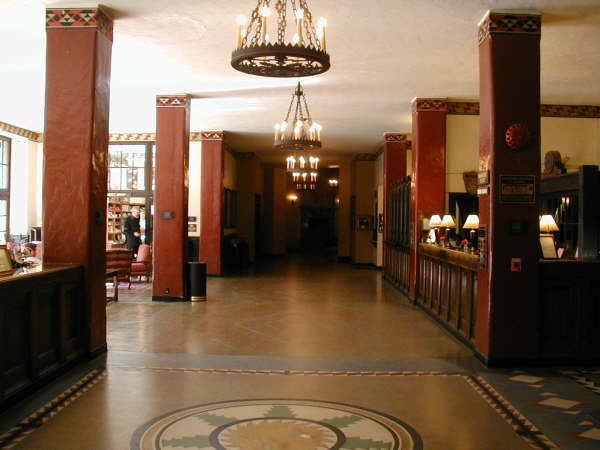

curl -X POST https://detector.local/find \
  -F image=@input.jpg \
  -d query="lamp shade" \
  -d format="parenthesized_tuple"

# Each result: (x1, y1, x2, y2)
(463, 214, 480, 230)
(441, 215, 456, 227)
(539, 214, 559, 233)
(429, 215, 442, 227)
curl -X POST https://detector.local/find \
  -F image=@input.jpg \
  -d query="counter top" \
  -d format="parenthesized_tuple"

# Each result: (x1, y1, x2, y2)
(0, 263, 82, 284)
(419, 243, 479, 271)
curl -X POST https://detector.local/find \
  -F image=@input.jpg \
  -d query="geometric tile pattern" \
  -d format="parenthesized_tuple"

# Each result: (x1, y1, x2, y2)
(479, 12, 541, 45)
(0, 369, 106, 449)
(537, 397, 581, 410)
(465, 376, 560, 450)
(196, 131, 225, 141)
(156, 95, 189, 108)
(561, 370, 600, 396)
(508, 375, 545, 384)
(46, 8, 113, 40)
(412, 98, 447, 112)
(0, 120, 43, 143)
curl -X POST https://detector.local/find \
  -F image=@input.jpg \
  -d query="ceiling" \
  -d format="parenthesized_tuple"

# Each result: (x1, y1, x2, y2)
(1, 0, 600, 163)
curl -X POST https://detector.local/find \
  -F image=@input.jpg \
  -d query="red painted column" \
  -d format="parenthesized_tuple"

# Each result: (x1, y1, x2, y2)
(43, 8, 113, 353)
(409, 99, 447, 300)
(153, 95, 190, 301)
(475, 11, 541, 364)
(199, 132, 224, 275)
(383, 133, 409, 271)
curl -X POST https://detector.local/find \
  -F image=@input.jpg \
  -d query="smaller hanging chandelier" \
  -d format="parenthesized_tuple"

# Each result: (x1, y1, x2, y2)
(286, 154, 319, 191)
(274, 82, 322, 150)
(232, 0, 329, 78)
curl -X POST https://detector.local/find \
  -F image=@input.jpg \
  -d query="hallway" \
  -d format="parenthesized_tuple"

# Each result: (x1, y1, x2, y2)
(2, 256, 600, 449)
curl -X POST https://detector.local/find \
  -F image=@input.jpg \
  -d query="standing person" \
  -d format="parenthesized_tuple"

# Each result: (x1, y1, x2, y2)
(123, 207, 142, 256)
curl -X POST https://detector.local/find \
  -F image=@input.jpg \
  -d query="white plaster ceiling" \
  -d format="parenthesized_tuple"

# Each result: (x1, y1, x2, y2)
(1, 0, 600, 162)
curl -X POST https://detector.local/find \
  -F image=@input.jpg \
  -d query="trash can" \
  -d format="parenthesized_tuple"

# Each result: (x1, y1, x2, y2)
(187, 262, 207, 302)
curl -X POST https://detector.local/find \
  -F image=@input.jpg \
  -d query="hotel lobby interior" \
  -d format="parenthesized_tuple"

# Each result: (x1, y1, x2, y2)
(1, 1, 600, 449)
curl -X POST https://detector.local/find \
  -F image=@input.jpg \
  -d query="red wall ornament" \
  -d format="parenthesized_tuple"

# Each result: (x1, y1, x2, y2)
(505, 123, 532, 150)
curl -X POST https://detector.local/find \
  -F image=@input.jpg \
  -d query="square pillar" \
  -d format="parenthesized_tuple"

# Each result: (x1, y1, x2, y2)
(153, 95, 190, 301)
(43, 7, 113, 353)
(409, 99, 447, 300)
(199, 132, 225, 275)
(476, 11, 541, 363)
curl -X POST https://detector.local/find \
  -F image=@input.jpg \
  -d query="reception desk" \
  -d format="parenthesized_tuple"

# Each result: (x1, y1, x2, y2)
(1, 264, 85, 410)
(417, 244, 478, 343)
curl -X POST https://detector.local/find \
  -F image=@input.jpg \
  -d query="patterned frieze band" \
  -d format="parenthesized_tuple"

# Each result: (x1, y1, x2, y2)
(46, 8, 113, 40)
(156, 95, 189, 108)
(478, 11, 541, 45)
(384, 133, 410, 142)
(411, 98, 447, 113)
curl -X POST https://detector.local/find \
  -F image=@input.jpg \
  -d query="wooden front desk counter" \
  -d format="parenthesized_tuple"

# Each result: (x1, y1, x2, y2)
(0, 264, 86, 410)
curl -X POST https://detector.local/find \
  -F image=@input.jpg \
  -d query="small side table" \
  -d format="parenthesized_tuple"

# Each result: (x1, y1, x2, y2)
(106, 269, 119, 303)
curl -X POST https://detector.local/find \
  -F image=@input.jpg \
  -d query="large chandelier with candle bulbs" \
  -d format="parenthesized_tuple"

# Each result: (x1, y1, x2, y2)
(232, 0, 329, 77)
(286, 154, 319, 191)
(274, 82, 321, 150)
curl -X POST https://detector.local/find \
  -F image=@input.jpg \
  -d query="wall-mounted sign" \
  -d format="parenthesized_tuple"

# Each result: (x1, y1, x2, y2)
(358, 215, 371, 231)
(499, 175, 535, 204)
(161, 210, 175, 219)
(188, 223, 197, 233)
(188, 216, 197, 223)
(477, 186, 489, 196)
(478, 170, 490, 186)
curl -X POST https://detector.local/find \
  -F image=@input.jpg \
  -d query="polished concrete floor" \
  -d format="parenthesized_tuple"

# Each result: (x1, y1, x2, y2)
(2, 253, 600, 449)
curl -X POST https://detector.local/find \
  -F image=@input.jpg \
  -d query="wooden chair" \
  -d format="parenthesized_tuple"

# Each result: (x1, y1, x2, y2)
(106, 249, 132, 289)
(131, 244, 152, 282)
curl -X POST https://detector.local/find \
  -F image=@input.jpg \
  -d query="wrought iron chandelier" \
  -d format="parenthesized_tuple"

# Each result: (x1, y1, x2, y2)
(232, 0, 330, 77)
(286, 153, 319, 191)
(274, 82, 322, 150)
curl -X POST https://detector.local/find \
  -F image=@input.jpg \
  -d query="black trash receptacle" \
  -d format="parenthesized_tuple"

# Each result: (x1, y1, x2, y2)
(187, 262, 207, 302)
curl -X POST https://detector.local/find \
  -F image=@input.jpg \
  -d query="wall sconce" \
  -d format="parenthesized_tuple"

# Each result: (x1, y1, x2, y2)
(287, 194, 298, 205)
(328, 178, 338, 187)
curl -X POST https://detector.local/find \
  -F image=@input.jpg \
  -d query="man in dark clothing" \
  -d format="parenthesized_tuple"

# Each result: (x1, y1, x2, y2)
(123, 207, 142, 256)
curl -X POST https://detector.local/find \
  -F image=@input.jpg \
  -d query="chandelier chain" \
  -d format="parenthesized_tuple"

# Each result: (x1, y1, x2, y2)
(301, 91, 311, 124)
(276, 0, 287, 44)
(284, 90, 295, 122)
(246, 0, 265, 47)
(299, 0, 319, 48)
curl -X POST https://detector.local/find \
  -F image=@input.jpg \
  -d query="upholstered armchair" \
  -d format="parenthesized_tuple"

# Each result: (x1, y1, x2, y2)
(106, 249, 132, 289)
(131, 244, 152, 282)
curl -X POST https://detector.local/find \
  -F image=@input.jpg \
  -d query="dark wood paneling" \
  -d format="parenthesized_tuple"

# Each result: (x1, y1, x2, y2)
(417, 244, 478, 341)
(539, 260, 600, 360)
(1, 265, 85, 409)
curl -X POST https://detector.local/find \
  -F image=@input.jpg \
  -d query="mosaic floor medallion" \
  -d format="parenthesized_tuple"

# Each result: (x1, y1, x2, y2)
(131, 399, 423, 449)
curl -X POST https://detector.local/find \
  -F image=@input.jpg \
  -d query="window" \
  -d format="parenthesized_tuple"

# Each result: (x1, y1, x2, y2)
(109, 144, 147, 191)
(0, 136, 10, 244)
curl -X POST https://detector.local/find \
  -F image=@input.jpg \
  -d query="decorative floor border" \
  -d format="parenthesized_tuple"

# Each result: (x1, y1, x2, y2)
(0, 369, 106, 449)
(560, 369, 600, 396)
(465, 375, 559, 450)
(112, 366, 461, 377)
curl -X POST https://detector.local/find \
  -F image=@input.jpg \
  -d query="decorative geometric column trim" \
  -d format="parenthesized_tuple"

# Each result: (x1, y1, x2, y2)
(46, 8, 113, 40)
(478, 11, 541, 45)
(156, 95, 188, 108)
(0, 120, 43, 142)
(541, 104, 600, 118)
(447, 102, 481, 115)
(411, 98, 447, 112)
(384, 133, 410, 142)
